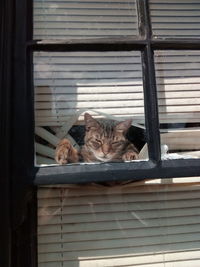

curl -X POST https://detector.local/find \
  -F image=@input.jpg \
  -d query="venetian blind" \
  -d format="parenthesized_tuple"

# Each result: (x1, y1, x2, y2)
(150, 0, 200, 38)
(155, 50, 200, 124)
(34, 51, 145, 127)
(34, 50, 200, 127)
(33, 0, 138, 39)
(38, 179, 200, 267)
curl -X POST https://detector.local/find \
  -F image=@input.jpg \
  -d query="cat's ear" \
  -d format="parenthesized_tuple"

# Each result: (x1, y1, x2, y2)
(115, 119, 132, 134)
(84, 113, 100, 131)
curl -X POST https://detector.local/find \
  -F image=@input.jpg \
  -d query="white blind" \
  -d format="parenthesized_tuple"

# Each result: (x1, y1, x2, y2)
(34, 51, 145, 127)
(34, 50, 200, 127)
(38, 180, 200, 267)
(150, 0, 200, 38)
(33, 0, 138, 39)
(155, 50, 200, 124)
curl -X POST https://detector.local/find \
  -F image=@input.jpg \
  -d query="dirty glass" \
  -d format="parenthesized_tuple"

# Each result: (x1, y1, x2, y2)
(38, 178, 200, 266)
(154, 50, 200, 160)
(34, 51, 148, 166)
(33, 0, 139, 40)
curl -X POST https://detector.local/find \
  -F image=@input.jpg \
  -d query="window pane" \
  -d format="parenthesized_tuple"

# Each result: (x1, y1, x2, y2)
(33, 0, 139, 40)
(38, 179, 200, 266)
(150, 0, 200, 38)
(34, 51, 147, 166)
(154, 50, 200, 160)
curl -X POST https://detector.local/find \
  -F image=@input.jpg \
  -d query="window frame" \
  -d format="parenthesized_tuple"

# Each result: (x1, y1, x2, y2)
(31, 0, 162, 184)
(2, 0, 200, 266)
(31, 0, 200, 184)
(1, 0, 13, 266)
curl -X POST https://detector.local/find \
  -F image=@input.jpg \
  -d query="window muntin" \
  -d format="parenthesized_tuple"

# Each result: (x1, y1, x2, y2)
(155, 50, 200, 160)
(31, 0, 200, 181)
(34, 51, 147, 166)
(150, 0, 200, 38)
(33, 0, 139, 40)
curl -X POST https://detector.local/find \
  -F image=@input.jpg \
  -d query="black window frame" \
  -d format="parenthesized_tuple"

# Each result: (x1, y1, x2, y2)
(32, 0, 200, 184)
(1, 0, 200, 266)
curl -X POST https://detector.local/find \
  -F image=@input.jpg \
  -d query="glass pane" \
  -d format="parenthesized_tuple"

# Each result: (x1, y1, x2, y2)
(33, 0, 139, 40)
(38, 179, 200, 266)
(154, 50, 200, 160)
(34, 51, 148, 166)
(150, 0, 200, 38)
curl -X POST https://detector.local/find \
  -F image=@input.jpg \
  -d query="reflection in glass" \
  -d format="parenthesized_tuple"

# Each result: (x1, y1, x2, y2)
(155, 50, 200, 160)
(38, 180, 200, 266)
(34, 51, 147, 166)
(33, 0, 138, 39)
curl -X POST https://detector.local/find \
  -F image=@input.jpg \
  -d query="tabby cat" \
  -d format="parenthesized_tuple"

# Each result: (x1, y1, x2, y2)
(55, 113, 139, 164)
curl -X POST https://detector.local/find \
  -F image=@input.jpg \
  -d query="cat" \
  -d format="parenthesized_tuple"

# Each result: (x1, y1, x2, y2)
(55, 113, 139, 164)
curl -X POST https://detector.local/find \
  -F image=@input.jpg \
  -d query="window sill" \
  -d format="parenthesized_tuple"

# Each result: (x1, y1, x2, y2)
(34, 158, 200, 185)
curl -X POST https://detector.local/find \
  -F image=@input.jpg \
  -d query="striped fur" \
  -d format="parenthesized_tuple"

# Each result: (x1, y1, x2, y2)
(55, 113, 139, 164)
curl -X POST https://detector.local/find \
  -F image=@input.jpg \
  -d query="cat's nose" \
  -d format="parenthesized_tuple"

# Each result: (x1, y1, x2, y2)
(102, 145, 109, 155)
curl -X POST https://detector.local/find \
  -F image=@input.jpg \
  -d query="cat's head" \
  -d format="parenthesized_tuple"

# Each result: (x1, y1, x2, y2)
(84, 113, 132, 162)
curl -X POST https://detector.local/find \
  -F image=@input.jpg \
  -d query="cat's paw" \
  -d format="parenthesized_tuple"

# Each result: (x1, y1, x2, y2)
(122, 150, 139, 161)
(55, 139, 79, 164)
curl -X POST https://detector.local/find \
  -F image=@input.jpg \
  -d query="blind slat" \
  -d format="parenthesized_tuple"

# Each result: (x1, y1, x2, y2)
(38, 183, 200, 266)
(150, 1, 200, 37)
(33, 0, 138, 39)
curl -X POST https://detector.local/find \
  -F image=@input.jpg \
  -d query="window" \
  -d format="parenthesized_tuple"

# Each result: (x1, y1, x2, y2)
(34, 51, 147, 166)
(2, 0, 200, 266)
(33, 0, 154, 184)
(38, 179, 200, 267)
(33, 0, 139, 39)
(155, 50, 200, 160)
(33, 0, 148, 171)
(32, 0, 200, 184)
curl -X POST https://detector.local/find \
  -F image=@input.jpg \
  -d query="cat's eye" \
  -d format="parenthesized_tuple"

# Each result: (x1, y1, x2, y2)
(91, 141, 101, 149)
(95, 139, 102, 144)
(112, 141, 120, 145)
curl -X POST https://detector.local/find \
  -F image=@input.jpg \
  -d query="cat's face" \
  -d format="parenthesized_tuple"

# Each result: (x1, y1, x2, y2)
(84, 113, 132, 162)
